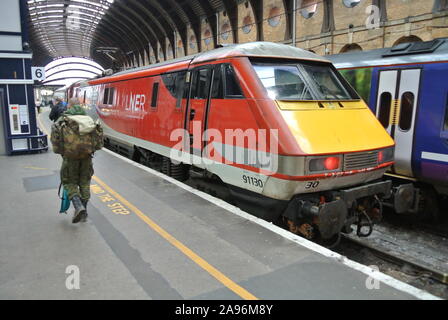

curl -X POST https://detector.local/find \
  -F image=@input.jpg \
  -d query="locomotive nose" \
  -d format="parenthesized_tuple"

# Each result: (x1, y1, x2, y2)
(276, 100, 395, 155)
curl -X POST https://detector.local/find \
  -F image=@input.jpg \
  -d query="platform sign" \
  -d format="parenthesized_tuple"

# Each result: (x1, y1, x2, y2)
(31, 67, 46, 81)
(8, 104, 30, 135)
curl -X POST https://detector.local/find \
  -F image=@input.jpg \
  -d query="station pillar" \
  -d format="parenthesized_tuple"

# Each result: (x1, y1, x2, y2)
(0, 0, 47, 155)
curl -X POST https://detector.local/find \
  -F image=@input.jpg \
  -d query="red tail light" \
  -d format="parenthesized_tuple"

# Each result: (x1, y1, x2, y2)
(309, 156, 341, 172)
(378, 151, 384, 163)
(324, 157, 340, 170)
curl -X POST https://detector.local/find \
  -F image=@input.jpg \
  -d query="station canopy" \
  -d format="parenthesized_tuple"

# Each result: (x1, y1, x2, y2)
(27, 0, 234, 69)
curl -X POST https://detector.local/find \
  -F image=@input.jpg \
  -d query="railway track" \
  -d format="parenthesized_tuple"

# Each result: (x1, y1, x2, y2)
(341, 224, 448, 284)
(336, 222, 448, 299)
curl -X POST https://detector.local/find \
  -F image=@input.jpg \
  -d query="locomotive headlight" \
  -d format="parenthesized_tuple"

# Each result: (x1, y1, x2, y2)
(378, 147, 394, 164)
(309, 156, 342, 173)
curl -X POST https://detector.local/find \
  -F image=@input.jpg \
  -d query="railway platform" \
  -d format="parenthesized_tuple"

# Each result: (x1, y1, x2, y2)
(0, 110, 439, 300)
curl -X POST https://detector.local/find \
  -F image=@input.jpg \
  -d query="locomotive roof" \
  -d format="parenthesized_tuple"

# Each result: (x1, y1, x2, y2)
(103, 42, 329, 81)
(190, 41, 330, 64)
(328, 38, 448, 69)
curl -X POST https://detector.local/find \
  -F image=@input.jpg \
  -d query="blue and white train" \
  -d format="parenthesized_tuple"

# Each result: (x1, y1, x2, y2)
(329, 38, 448, 219)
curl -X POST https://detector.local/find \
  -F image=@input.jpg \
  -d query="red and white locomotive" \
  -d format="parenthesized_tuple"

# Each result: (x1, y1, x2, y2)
(68, 42, 395, 242)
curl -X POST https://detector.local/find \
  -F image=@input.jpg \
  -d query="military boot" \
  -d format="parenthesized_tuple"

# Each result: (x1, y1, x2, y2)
(81, 200, 88, 222)
(72, 195, 86, 224)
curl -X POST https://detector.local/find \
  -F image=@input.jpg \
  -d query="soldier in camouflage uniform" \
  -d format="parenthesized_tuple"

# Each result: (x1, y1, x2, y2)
(53, 97, 97, 223)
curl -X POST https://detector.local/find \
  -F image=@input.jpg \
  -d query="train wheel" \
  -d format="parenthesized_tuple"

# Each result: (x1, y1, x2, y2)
(162, 157, 189, 181)
(161, 157, 170, 175)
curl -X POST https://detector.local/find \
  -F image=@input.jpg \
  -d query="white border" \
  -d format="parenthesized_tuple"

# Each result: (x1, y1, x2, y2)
(422, 151, 448, 163)
(101, 147, 442, 300)
(0, 53, 32, 59)
(0, 79, 34, 85)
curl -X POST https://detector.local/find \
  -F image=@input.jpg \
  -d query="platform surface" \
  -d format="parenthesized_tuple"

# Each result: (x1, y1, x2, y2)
(0, 110, 437, 300)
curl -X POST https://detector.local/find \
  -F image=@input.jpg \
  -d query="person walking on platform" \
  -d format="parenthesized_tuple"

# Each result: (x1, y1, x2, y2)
(49, 97, 67, 122)
(51, 97, 103, 223)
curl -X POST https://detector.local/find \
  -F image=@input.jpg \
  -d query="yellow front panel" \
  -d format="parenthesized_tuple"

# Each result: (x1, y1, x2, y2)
(278, 102, 394, 155)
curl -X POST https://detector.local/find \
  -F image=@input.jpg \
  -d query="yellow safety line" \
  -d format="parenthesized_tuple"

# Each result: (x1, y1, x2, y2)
(24, 166, 49, 170)
(40, 111, 258, 299)
(92, 175, 259, 300)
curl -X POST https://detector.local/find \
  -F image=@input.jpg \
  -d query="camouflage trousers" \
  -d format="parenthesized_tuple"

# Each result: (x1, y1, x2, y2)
(60, 157, 94, 201)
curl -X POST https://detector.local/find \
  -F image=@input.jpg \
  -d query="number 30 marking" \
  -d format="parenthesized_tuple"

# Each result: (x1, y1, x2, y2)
(305, 181, 319, 189)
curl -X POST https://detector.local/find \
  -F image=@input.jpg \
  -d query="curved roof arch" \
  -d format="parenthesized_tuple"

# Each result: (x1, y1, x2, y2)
(43, 57, 104, 86)
(28, 0, 238, 69)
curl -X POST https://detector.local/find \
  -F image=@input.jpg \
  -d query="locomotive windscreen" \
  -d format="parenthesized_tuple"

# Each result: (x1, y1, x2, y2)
(252, 61, 359, 101)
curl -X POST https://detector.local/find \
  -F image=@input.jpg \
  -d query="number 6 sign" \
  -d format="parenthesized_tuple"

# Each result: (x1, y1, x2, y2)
(31, 67, 46, 81)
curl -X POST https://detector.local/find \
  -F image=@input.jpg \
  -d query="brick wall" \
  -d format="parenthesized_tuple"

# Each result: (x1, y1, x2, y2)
(218, 11, 234, 44)
(237, 1, 258, 43)
(189, 0, 448, 56)
(263, 0, 287, 42)
(186, 26, 198, 55)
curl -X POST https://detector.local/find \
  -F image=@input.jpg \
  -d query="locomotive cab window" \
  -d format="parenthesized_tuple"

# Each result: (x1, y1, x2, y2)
(224, 64, 244, 98)
(211, 64, 244, 99)
(211, 65, 224, 99)
(162, 71, 187, 108)
(191, 68, 212, 99)
(252, 61, 359, 101)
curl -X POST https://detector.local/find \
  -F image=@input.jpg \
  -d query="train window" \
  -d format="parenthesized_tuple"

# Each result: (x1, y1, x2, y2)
(162, 71, 187, 107)
(224, 64, 244, 98)
(162, 73, 176, 96)
(253, 64, 312, 100)
(399, 92, 414, 131)
(103, 88, 109, 104)
(253, 61, 359, 101)
(211, 65, 224, 99)
(378, 92, 392, 128)
(109, 88, 115, 105)
(175, 72, 186, 108)
(103, 87, 114, 105)
(301, 64, 353, 100)
(191, 68, 211, 99)
(151, 82, 159, 108)
(183, 72, 191, 99)
(338, 68, 372, 103)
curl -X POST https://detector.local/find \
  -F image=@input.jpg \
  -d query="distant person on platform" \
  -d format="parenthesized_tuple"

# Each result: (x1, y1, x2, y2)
(35, 99, 41, 114)
(49, 97, 67, 122)
(51, 97, 103, 223)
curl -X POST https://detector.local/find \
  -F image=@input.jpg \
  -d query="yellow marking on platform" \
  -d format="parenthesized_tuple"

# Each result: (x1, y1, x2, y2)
(91, 175, 259, 300)
(90, 184, 130, 215)
(24, 166, 49, 170)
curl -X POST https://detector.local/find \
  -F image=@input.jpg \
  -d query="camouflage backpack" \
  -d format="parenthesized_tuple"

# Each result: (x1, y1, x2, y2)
(51, 115, 103, 159)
